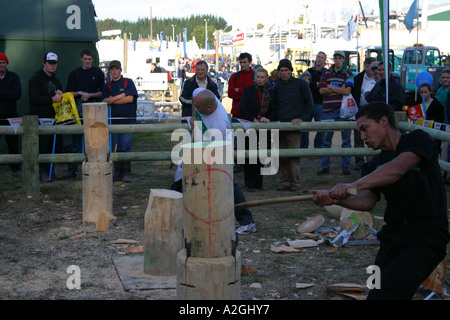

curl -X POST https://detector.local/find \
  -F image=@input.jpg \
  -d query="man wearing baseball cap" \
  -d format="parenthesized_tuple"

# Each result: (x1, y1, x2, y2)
(29, 51, 64, 182)
(268, 58, 313, 192)
(317, 50, 354, 176)
(0, 52, 22, 177)
(102, 59, 138, 183)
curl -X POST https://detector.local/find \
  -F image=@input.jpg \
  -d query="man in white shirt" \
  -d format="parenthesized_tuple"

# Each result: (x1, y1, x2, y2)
(191, 88, 231, 142)
(174, 88, 256, 234)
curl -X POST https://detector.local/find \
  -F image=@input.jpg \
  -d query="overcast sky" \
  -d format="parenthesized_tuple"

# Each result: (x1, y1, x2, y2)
(91, 0, 450, 30)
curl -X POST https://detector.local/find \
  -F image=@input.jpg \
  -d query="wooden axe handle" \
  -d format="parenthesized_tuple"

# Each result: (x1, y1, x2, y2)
(235, 188, 357, 210)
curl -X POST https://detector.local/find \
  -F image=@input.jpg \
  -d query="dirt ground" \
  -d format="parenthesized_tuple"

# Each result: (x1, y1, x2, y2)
(0, 103, 449, 301)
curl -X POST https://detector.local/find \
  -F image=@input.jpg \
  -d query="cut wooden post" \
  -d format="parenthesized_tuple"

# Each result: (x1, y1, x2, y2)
(96, 210, 117, 232)
(82, 161, 113, 223)
(177, 141, 241, 300)
(143, 189, 183, 276)
(177, 250, 241, 300)
(82, 102, 113, 225)
(181, 141, 235, 258)
(83, 102, 109, 163)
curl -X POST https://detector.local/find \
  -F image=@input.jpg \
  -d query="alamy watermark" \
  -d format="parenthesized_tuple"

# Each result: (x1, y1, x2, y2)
(66, 265, 81, 290)
(366, 265, 381, 289)
(170, 126, 279, 175)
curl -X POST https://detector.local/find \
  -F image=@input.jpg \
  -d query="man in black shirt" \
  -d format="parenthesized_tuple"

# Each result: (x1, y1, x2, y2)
(29, 52, 64, 182)
(313, 102, 449, 299)
(63, 48, 105, 178)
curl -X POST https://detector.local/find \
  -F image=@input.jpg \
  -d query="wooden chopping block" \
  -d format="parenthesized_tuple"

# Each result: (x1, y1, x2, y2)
(421, 259, 447, 294)
(340, 209, 373, 240)
(324, 204, 346, 219)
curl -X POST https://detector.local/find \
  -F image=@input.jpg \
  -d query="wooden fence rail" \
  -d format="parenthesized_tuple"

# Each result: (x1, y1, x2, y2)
(1, 113, 450, 195)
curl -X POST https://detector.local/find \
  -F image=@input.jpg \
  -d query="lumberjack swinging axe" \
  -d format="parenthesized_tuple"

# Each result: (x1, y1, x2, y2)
(234, 188, 357, 210)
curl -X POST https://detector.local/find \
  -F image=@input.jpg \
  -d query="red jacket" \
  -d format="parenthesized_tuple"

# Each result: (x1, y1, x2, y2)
(228, 68, 254, 117)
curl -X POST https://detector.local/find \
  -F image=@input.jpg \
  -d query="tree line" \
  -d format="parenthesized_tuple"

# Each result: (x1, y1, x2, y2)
(96, 14, 228, 49)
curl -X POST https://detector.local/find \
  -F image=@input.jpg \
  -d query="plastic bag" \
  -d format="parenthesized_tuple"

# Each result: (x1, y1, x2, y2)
(52, 92, 81, 125)
(340, 93, 358, 119)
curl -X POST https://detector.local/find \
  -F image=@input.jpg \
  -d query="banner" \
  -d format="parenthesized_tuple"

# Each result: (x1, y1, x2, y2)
(343, 13, 359, 41)
(158, 31, 163, 52)
(39, 118, 55, 126)
(183, 28, 187, 58)
(404, 0, 419, 32)
(7, 117, 22, 134)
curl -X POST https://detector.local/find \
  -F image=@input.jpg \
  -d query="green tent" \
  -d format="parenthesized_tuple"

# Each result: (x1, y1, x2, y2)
(0, 0, 100, 117)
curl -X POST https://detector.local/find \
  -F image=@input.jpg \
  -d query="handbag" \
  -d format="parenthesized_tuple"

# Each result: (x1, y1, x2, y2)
(52, 92, 82, 125)
(340, 93, 358, 119)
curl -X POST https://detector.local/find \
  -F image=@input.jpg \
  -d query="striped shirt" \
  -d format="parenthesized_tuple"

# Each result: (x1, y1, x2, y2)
(318, 65, 354, 113)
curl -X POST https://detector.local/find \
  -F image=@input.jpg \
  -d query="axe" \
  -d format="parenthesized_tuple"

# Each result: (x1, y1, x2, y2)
(235, 188, 357, 210)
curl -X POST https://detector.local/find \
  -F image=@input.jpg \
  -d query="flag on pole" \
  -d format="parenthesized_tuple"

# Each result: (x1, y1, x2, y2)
(343, 13, 359, 41)
(183, 28, 187, 58)
(158, 31, 163, 51)
(379, 0, 390, 104)
(404, 0, 419, 32)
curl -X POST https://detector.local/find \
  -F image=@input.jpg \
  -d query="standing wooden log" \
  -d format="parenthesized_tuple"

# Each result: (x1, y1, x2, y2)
(177, 141, 241, 300)
(181, 141, 235, 258)
(82, 102, 113, 224)
(82, 161, 113, 224)
(177, 250, 241, 300)
(82, 102, 109, 163)
(144, 189, 183, 276)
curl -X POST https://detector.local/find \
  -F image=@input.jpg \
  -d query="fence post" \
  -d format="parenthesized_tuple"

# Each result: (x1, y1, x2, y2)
(22, 115, 40, 195)
(394, 111, 408, 125)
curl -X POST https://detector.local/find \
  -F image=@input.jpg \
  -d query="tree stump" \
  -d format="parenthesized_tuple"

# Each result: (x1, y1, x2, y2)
(177, 250, 241, 300)
(143, 189, 183, 276)
(177, 141, 241, 300)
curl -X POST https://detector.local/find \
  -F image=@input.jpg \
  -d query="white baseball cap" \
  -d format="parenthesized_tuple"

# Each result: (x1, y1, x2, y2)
(45, 52, 58, 62)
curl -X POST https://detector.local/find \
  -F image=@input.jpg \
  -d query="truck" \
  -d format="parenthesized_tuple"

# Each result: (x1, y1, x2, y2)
(263, 48, 312, 77)
(364, 48, 400, 73)
(400, 44, 448, 106)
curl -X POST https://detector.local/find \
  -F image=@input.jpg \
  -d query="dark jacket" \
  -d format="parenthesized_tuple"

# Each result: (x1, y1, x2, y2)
(239, 85, 273, 121)
(366, 76, 405, 111)
(268, 77, 313, 122)
(413, 97, 445, 123)
(179, 75, 220, 117)
(306, 66, 326, 105)
(352, 70, 366, 107)
(0, 69, 21, 117)
(29, 69, 63, 118)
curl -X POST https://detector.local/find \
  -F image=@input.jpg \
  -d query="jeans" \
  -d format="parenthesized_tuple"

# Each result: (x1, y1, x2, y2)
(234, 182, 254, 225)
(111, 133, 132, 153)
(321, 108, 351, 169)
(300, 103, 324, 149)
(68, 134, 83, 172)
